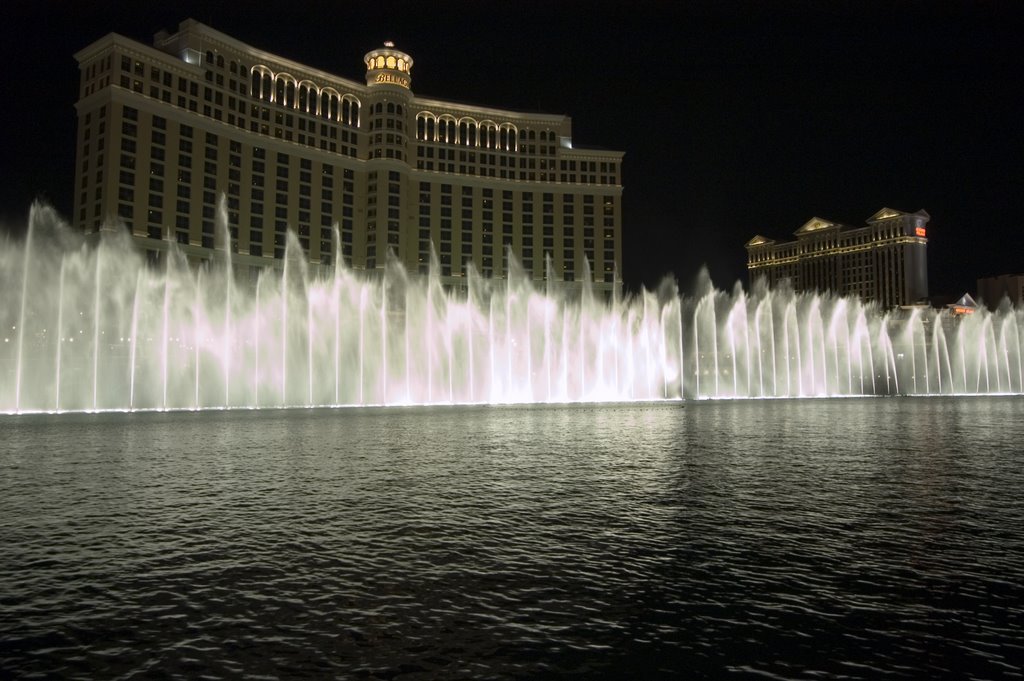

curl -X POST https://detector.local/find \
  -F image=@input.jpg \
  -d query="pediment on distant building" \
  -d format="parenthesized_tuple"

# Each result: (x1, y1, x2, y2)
(745, 235, 775, 248)
(794, 217, 837, 236)
(867, 207, 931, 224)
(869, 207, 905, 222)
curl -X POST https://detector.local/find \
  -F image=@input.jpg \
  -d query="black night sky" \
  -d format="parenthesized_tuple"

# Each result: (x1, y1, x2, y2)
(1, 0, 1021, 298)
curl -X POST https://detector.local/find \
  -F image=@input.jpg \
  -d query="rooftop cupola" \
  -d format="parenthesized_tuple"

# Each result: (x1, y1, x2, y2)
(364, 42, 413, 91)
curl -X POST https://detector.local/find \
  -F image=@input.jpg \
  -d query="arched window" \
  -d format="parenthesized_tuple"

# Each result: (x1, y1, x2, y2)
(480, 122, 497, 149)
(500, 124, 518, 151)
(416, 113, 437, 141)
(252, 67, 273, 101)
(273, 75, 298, 108)
(342, 95, 360, 127)
(438, 116, 456, 144)
(320, 89, 340, 121)
(459, 121, 474, 146)
(298, 81, 318, 115)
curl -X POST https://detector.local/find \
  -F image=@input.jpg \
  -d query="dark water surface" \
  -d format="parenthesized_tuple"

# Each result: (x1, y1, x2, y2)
(2, 398, 1023, 679)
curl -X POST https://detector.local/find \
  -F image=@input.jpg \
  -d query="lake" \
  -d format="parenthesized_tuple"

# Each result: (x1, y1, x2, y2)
(2, 398, 1022, 678)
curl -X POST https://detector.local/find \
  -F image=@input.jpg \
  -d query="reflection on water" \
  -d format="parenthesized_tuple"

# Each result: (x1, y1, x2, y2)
(1, 398, 1023, 678)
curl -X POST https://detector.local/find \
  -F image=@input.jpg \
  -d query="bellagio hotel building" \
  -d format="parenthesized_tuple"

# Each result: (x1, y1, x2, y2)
(72, 19, 624, 294)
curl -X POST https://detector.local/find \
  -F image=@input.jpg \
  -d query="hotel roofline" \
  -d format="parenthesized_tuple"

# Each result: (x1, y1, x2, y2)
(75, 21, 615, 140)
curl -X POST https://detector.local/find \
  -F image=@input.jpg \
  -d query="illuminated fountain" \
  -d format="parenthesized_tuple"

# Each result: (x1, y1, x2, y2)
(2, 203, 1022, 413)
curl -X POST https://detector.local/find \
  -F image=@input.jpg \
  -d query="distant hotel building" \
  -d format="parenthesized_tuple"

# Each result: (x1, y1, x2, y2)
(72, 19, 624, 293)
(746, 208, 929, 308)
(977, 274, 1024, 311)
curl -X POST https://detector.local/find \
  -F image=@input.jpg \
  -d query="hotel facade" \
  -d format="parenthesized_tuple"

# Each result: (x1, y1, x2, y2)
(977, 274, 1024, 311)
(746, 208, 929, 308)
(72, 19, 624, 294)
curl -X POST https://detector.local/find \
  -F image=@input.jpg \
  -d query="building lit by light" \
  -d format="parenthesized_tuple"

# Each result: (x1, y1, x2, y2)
(72, 19, 624, 294)
(746, 208, 929, 308)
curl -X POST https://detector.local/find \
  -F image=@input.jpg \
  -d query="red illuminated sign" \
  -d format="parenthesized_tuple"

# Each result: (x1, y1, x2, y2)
(915, 227, 927, 237)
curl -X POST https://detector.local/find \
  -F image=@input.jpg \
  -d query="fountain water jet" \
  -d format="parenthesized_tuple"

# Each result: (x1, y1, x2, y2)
(3, 205, 1023, 413)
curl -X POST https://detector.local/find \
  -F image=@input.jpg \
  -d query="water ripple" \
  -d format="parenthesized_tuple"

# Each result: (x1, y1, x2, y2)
(2, 398, 1023, 679)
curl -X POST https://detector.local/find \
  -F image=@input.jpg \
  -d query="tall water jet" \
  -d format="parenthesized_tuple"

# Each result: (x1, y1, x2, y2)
(254, 273, 262, 408)
(128, 270, 141, 410)
(308, 284, 315, 405)
(54, 256, 67, 413)
(217, 197, 234, 408)
(332, 224, 344, 405)
(676, 298, 685, 399)
(13, 211, 34, 413)
(193, 268, 202, 410)
(161, 260, 171, 410)
(92, 246, 102, 412)
(784, 301, 800, 396)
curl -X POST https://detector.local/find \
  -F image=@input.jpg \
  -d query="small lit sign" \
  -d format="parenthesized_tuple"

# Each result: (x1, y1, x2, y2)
(375, 72, 410, 88)
(915, 227, 927, 237)
(953, 306, 974, 315)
